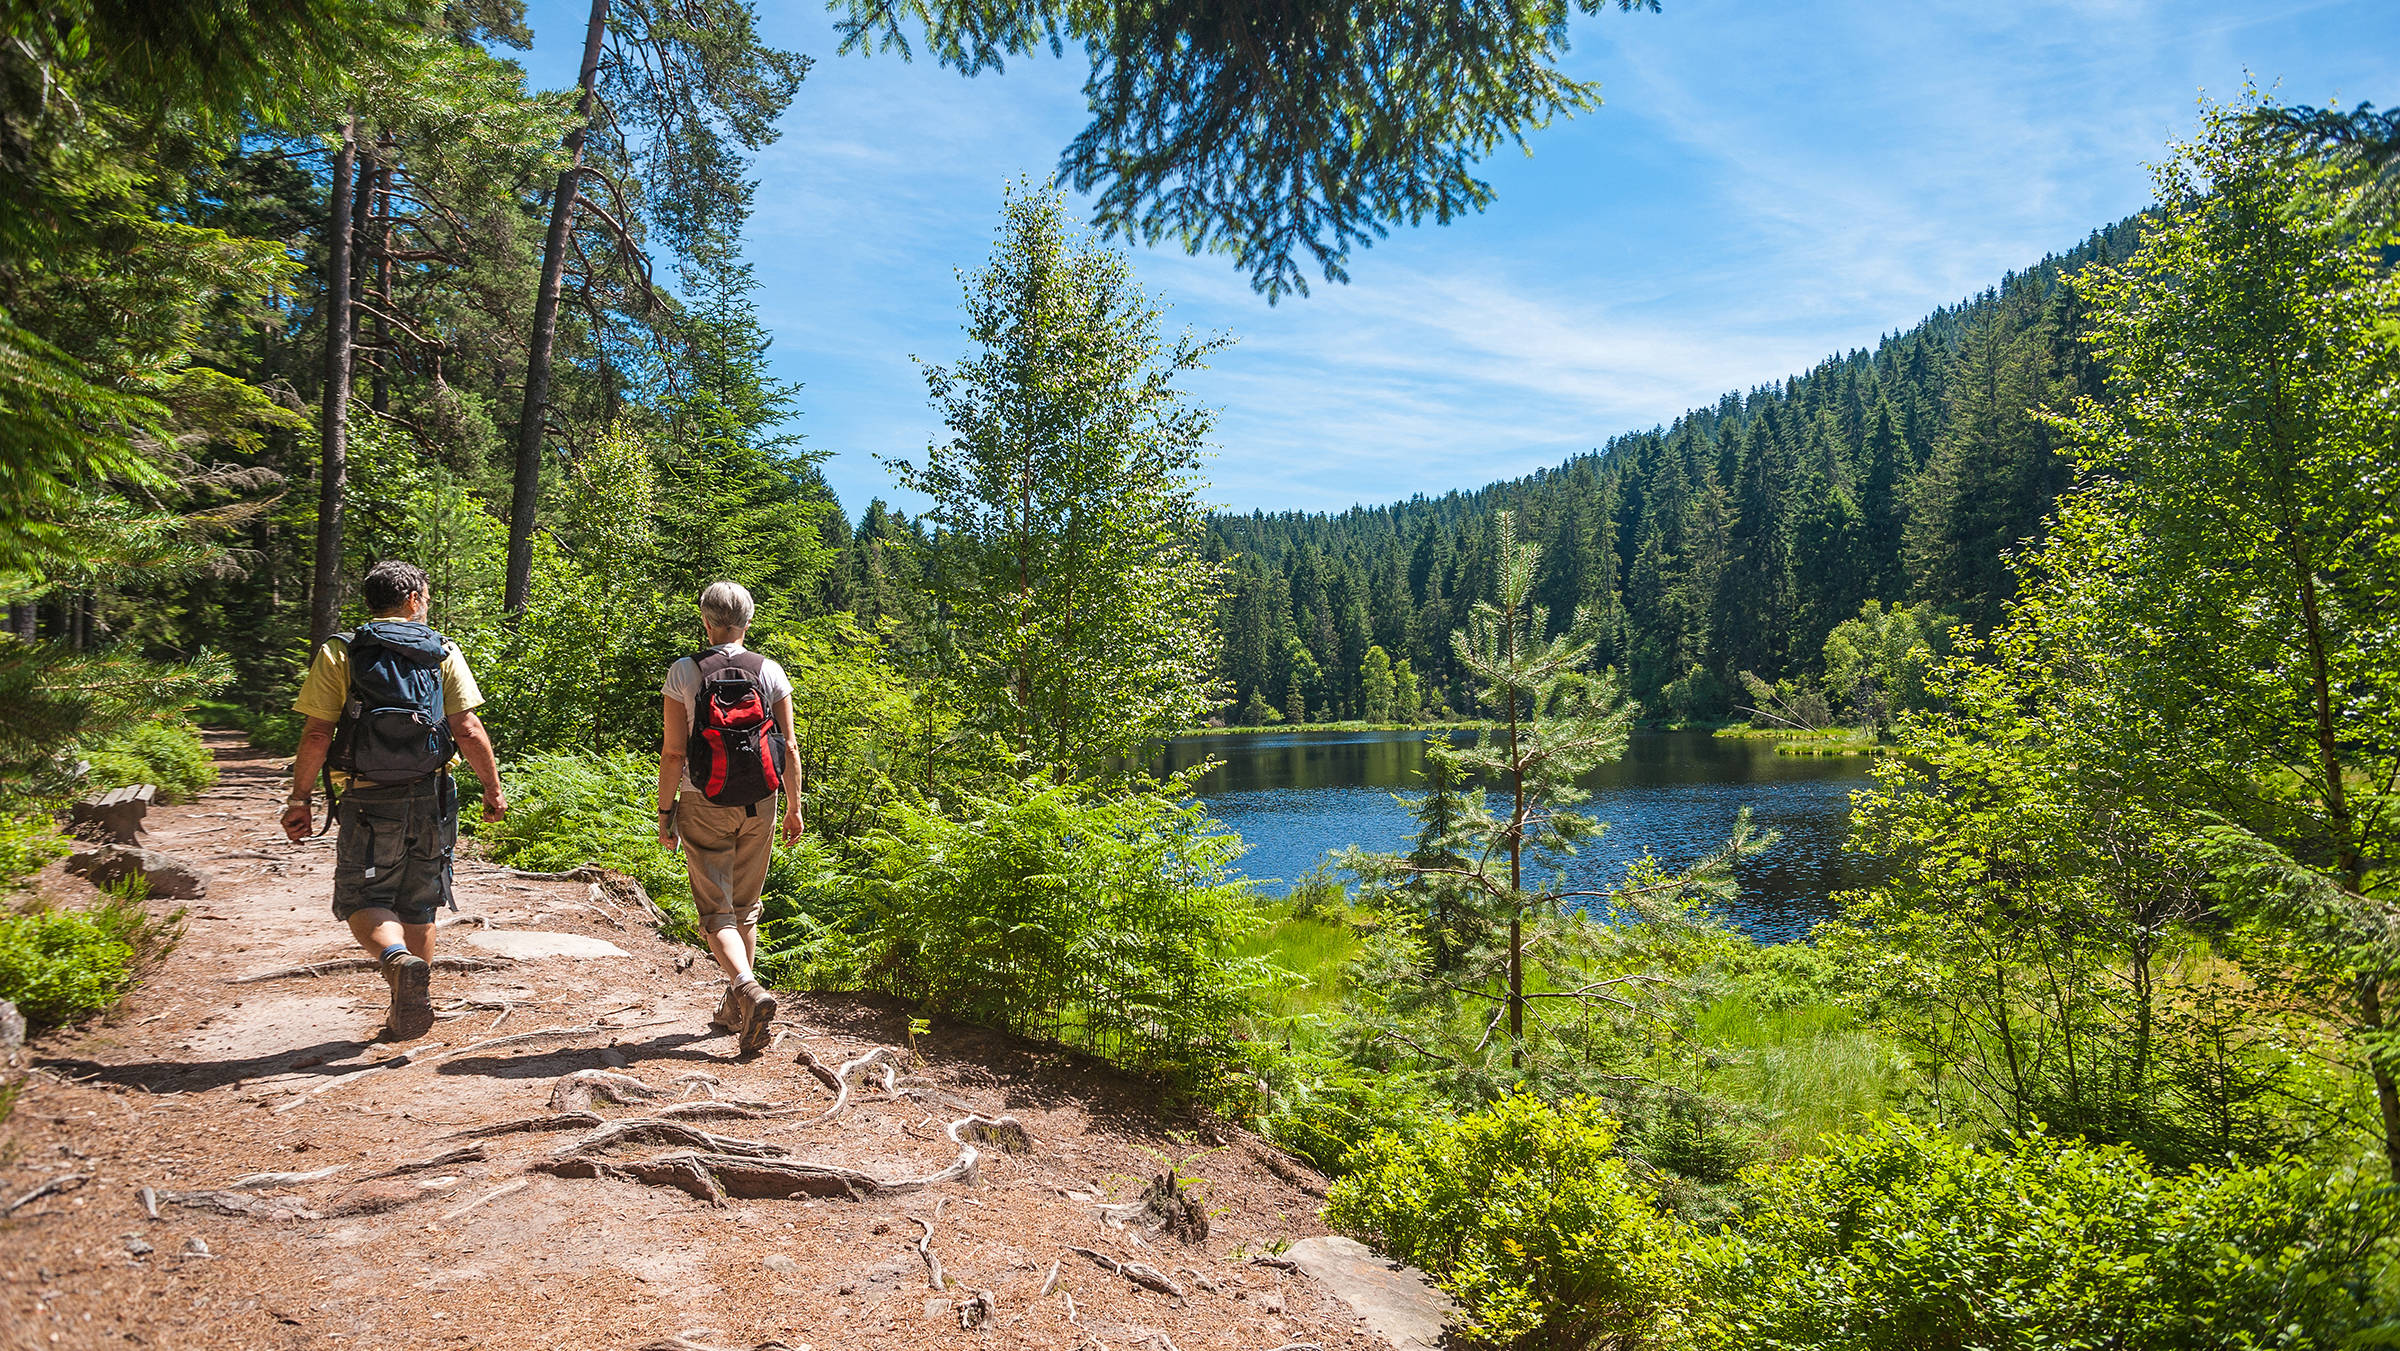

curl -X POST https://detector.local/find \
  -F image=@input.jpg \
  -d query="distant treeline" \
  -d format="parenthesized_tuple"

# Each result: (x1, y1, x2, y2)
(1192, 218, 2145, 724)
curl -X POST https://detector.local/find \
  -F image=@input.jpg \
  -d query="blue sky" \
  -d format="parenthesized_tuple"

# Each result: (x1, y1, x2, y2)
(516, 0, 2399, 515)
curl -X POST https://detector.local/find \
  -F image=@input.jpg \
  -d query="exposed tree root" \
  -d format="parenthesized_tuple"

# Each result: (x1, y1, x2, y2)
(443, 1111, 604, 1140)
(349, 1144, 486, 1183)
(958, 1289, 996, 1328)
(439, 1178, 529, 1221)
(1064, 1245, 1186, 1298)
(1040, 1257, 1063, 1297)
(773, 1046, 901, 1125)
(230, 956, 513, 983)
(549, 1068, 663, 1111)
(269, 1043, 446, 1113)
(789, 1044, 842, 1093)
(653, 1101, 776, 1122)
(227, 1164, 345, 1189)
(156, 1189, 320, 1221)
(916, 1204, 947, 1289)
(4, 1171, 92, 1214)
(551, 1118, 788, 1160)
(538, 1106, 1004, 1206)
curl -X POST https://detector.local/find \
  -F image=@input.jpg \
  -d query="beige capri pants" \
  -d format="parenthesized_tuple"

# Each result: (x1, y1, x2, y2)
(673, 797, 772, 932)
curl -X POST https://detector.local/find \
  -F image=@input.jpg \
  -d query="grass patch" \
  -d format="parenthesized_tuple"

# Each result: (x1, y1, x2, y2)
(1692, 992, 1908, 1155)
(1239, 906, 1365, 1021)
(0, 887, 185, 1028)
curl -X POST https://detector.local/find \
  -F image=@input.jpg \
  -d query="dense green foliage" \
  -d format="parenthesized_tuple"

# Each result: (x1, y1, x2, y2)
(857, 779, 1272, 1085)
(1685, 1120, 2400, 1350)
(1330, 1094, 1682, 1349)
(82, 718, 217, 803)
(0, 892, 182, 1027)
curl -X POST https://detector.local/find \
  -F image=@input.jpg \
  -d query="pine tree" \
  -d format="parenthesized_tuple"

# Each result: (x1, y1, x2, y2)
(894, 182, 1228, 775)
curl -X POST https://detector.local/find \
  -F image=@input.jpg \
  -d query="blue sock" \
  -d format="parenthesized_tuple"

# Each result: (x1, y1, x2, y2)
(379, 943, 407, 965)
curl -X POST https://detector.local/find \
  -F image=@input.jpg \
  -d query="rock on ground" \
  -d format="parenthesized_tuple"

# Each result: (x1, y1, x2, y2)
(66, 843, 211, 899)
(1286, 1235, 1459, 1351)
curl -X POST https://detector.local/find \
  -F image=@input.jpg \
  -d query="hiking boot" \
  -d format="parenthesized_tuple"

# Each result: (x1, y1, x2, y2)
(732, 979, 777, 1055)
(382, 953, 433, 1039)
(708, 984, 740, 1034)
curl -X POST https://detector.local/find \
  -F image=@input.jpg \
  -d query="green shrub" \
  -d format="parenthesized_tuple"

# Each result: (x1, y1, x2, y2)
(475, 751, 698, 935)
(858, 779, 1275, 1088)
(1326, 1093, 1686, 1350)
(0, 808, 68, 888)
(1684, 1118, 2400, 1350)
(0, 891, 183, 1026)
(82, 716, 216, 802)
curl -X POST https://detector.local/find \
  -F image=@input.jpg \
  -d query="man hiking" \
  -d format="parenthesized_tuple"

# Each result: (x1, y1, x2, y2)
(282, 561, 506, 1039)
(657, 580, 802, 1056)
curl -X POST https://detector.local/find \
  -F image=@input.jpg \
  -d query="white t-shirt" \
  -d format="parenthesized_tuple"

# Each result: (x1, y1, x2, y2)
(664, 644, 793, 795)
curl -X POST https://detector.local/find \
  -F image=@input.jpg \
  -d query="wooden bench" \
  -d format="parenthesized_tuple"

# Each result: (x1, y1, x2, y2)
(71, 783, 156, 843)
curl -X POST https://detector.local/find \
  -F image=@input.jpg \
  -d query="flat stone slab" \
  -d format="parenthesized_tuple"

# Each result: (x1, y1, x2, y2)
(1286, 1235, 1457, 1351)
(463, 930, 629, 960)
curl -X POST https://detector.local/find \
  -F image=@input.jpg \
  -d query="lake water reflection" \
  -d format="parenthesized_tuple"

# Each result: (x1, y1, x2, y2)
(1144, 728, 1879, 944)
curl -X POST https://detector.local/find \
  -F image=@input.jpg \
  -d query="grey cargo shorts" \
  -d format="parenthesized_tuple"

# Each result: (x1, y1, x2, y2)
(331, 774, 457, 927)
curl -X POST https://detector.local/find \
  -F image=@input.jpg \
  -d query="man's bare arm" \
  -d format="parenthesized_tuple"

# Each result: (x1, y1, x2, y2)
(280, 716, 340, 841)
(449, 710, 507, 822)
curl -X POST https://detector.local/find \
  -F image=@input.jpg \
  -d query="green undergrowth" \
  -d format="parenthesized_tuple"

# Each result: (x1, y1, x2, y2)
(0, 885, 185, 1028)
(82, 717, 217, 802)
(0, 809, 69, 889)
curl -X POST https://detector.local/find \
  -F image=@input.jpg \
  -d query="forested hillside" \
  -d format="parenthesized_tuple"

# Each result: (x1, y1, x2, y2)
(1204, 219, 2141, 724)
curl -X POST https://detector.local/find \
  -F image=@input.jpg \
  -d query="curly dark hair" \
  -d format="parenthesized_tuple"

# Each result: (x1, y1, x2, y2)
(362, 560, 430, 613)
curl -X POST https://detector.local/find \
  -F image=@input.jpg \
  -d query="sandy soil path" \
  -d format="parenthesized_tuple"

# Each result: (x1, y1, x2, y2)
(1, 733, 1376, 1351)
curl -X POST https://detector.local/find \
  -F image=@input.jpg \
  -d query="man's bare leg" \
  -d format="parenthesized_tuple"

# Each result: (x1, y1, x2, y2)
(346, 907, 434, 1036)
(345, 909, 434, 962)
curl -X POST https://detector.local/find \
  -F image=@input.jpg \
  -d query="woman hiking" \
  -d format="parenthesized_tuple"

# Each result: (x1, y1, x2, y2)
(657, 580, 803, 1055)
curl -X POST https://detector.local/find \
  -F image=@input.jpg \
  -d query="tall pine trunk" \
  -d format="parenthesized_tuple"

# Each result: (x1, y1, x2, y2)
(505, 0, 608, 616)
(310, 115, 361, 647)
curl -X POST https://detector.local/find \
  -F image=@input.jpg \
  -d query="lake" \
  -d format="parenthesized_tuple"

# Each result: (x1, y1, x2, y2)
(1145, 728, 1880, 943)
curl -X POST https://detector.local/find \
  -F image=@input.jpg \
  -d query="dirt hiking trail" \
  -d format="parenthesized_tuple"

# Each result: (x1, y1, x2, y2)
(1, 733, 1393, 1351)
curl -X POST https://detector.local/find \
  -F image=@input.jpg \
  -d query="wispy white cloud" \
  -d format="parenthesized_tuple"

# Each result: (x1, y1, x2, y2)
(519, 0, 2400, 515)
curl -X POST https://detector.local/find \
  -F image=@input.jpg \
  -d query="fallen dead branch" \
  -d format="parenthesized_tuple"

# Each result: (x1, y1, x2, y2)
(1247, 1254, 1300, 1272)
(1040, 1257, 1063, 1297)
(1064, 1245, 1186, 1298)
(4, 1171, 92, 1214)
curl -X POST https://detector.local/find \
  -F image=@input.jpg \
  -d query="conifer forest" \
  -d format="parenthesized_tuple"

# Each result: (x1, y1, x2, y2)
(6, 2, 2400, 1347)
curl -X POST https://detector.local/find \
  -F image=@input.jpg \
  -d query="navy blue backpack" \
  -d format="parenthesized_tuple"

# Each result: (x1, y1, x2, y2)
(326, 619, 456, 786)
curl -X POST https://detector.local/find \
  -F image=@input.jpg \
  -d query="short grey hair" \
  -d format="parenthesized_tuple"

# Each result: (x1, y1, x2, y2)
(698, 580, 755, 632)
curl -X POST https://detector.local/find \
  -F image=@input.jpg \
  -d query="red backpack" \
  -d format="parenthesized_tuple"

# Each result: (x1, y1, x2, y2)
(686, 648, 785, 808)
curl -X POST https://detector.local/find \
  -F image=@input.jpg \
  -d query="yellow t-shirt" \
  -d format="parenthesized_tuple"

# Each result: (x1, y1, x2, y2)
(293, 632, 485, 723)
